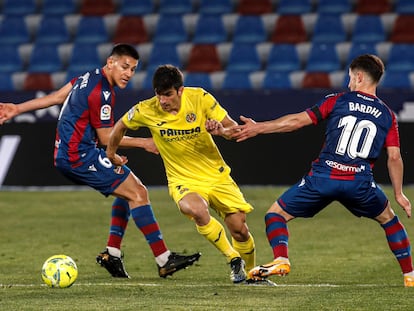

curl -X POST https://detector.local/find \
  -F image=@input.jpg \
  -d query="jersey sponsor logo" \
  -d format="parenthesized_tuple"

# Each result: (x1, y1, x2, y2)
(348, 102, 382, 118)
(160, 126, 201, 137)
(103, 91, 111, 101)
(185, 113, 196, 123)
(325, 160, 366, 173)
(100, 104, 111, 120)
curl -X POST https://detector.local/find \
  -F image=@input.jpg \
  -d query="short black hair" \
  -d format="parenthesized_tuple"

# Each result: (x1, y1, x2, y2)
(152, 64, 183, 93)
(110, 44, 140, 60)
(349, 54, 384, 83)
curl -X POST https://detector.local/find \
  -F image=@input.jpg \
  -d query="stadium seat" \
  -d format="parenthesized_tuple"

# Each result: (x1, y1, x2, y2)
(146, 44, 181, 72)
(355, 0, 391, 14)
(346, 43, 378, 67)
(67, 44, 102, 73)
(186, 45, 222, 73)
(2, 0, 37, 15)
(0, 45, 24, 73)
(23, 73, 54, 91)
(237, 0, 273, 15)
(302, 72, 332, 88)
(390, 15, 414, 43)
(380, 71, 411, 89)
(113, 16, 148, 44)
(317, 0, 352, 14)
(74, 17, 109, 44)
(386, 44, 414, 72)
(352, 15, 386, 44)
(27, 44, 62, 73)
(306, 43, 341, 72)
(35, 16, 70, 44)
(192, 15, 227, 44)
(312, 14, 347, 44)
(41, 0, 76, 15)
(262, 71, 292, 89)
(232, 15, 267, 44)
(158, 0, 194, 15)
(222, 72, 253, 89)
(277, 0, 312, 14)
(266, 44, 301, 72)
(119, 0, 155, 16)
(271, 15, 307, 44)
(0, 17, 30, 45)
(395, 0, 414, 14)
(80, 0, 115, 15)
(153, 15, 188, 44)
(226, 43, 262, 73)
(0, 73, 15, 91)
(184, 73, 213, 90)
(199, 0, 233, 14)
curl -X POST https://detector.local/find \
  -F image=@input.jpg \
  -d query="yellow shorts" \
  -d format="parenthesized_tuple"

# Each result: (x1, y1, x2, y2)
(168, 178, 253, 219)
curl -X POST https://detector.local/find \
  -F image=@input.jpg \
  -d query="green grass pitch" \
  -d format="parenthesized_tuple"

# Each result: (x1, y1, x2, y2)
(1, 185, 413, 310)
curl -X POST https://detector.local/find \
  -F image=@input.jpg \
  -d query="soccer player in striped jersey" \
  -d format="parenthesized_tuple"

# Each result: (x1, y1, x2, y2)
(105, 64, 272, 285)
(0, 44, 200, 279)
(232, 54, 414, 287)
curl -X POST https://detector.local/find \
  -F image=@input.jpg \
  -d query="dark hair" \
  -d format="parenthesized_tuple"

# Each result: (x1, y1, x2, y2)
(110, 44, 140, 60)
(152, 64, 183, 93)
(349, 54, 384, 83)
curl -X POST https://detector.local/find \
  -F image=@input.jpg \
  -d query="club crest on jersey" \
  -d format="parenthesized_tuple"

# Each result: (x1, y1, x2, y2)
(100, 104, 111, 120)
(186, 112, 196, 123)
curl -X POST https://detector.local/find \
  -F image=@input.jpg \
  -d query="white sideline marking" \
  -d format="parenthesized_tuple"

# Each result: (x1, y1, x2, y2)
(1, 283, 385, 288)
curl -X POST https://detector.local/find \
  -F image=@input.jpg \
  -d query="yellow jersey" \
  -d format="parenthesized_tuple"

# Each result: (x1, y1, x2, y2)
(122, 87, 231, 185)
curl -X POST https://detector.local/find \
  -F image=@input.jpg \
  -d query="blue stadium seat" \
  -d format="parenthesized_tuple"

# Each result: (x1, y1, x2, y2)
(262, 71, 292, 89)
(0, 73, 15, 90)
(232, 15, 267, 44)
(0, 45, 24, 73)
(317, 0, 351, 14)
(386, 44, 414, 72)
(153, 15, 188, 44)
(35, 16, 70, 44)
(68, 44, 101, 73)
(119, 0, 155, 15)
(0, 17, 30, 45)
(146, 43, 181, 72)
(306, 43, 341, 72)
(192, 15, 227, 44)
(41, 0, 76, 15)
(158, 0, 194, 14)
(312, 14, 347, 43)
(352, 15, 386, 44)
(226, 43, 262, 73)
(346, 43, 377, 67)
(199, 0, 233, 14)
(277, 0, 312, 14)
(395, 0, 414, 14)
(380, 72, 411, 89)
(75, 17, 109, 44)
(267, 44, 301, 72)
(184, 73, 213, 90)
(28, 44, 62, 73)
(222, 72, 253, 89)
(2, 0, 37, 15)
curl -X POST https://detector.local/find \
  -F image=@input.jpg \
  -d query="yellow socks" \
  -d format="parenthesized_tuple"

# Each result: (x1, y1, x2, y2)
(232, 235, 256, 271)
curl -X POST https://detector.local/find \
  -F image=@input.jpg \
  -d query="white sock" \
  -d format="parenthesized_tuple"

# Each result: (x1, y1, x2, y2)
(403, 271, 414, 277)
(107, 246, 121, 258)
(155, 250, 171, 267)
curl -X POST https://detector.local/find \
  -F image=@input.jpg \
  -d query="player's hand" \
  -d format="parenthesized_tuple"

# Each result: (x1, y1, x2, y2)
(231, 115, 259, 142)
(0, 103, 18, 125)
(205, 119, 224, 136)
(142, 137, 159, 155)
(107, 152, 128, 166)
(396, 192, 411, 218)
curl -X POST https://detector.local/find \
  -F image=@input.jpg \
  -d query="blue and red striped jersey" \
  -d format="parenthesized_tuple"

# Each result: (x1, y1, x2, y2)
(306, 91, 399, 180)
(54, 68, 115, 166)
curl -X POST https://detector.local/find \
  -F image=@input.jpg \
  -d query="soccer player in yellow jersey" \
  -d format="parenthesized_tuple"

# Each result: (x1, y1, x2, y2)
(106, 64, 273, 285)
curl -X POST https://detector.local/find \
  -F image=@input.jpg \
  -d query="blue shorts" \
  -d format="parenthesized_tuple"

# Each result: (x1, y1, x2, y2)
(55, 149, 130, 196)
(277, 175, 388, 219)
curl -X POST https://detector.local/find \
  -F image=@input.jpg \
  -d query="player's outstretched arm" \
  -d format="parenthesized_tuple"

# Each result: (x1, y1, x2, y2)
(0, 82, 73, 124)
(106, 119, 130, 166)
(206, 115, 238, 140)
(387, 146, 412, 218)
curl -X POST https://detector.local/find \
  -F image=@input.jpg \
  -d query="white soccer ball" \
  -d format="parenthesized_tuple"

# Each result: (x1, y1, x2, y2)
(41, 254, 78, 288)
